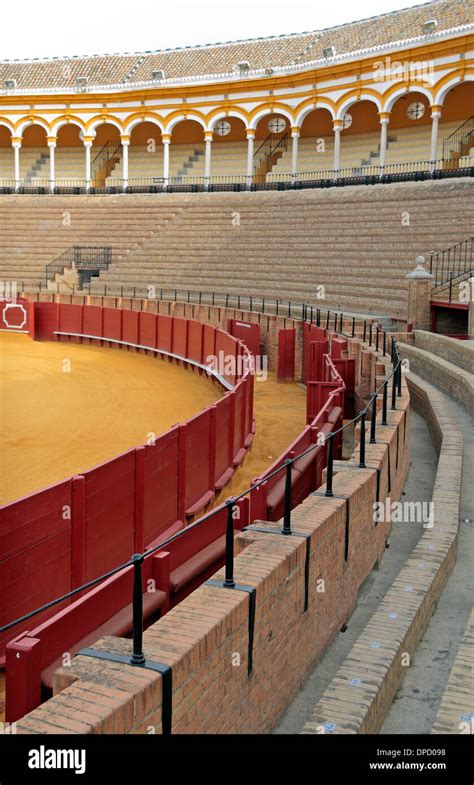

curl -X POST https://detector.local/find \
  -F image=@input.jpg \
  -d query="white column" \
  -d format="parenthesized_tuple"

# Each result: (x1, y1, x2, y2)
(246, 130, 255, 187)
(333, 121, 343, 179)
(378, 113, 390, 176)
(291, 127, 300, 183)
(12, 140, 21, 191)
(84, 139, 92, 191)
(429, 106, 441, 173)
(48, 138, 56, 193)
(162, 135, 170, 189)
(121, 137, 129, 191)
(204, 132, 213, 188)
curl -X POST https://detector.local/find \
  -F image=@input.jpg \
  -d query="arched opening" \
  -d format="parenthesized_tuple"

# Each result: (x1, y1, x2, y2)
(254, 112, 290, 179)
(338, 100, 381, 174)
(211, 117, 247, 178)
(440, 82, 474, 166)
(296, 108, 335, 176)
(126, 121, 163, 183)
(21, 124, 49, 183)
(91, 122, 121, 186)
(168, 119, 204, 181)
(0, 126, 13, 183)
(56, 124, 84, 184)
(385, 90, 432, 166)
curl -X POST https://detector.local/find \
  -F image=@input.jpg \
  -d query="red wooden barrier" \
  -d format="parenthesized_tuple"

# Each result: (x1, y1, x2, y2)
(138, 311, 157, 350)
(32, 302, 57, 340)
(172, 317, 188, 358)
(182, 409, 214, 517)
(308, 338, 329, 382)
(278, 328, 295, 381)
(227, 319, 260, 358)
(0, 298, 31, 334)
(83, 451, 136, 581)
(187, 320, 204, 364)
(330, 336, 348, 359)
(122, 309, 139, 345)
(157, 313, 173, 353)
(2, 300, 258, 720)
(303, 323, 326, 383)
(142, 426, 182, 546)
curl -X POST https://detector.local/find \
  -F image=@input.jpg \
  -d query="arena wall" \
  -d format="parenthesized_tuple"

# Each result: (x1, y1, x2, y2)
(14, 333, 410, 734)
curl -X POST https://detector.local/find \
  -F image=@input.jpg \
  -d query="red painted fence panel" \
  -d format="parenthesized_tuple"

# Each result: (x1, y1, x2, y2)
(157, 314, 173, 353)
(187, 320, 203, 364)
(102, 307, 122, 343)
(278, 328, 295, 381)
(138, 311, 157, 349)
(82, 305, 103, 337)
(121, 309, 139, 345)
(33, 302, 57, 341)
(172, 317, 188, 358)
(83, 451, 136, 581)
(142, 426, 182, 546)
(182, 409, 214, 517)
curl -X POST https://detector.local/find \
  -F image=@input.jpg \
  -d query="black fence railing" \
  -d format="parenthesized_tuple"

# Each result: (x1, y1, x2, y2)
(0, 157, 472, 195)
(442, 116, 474, 163)
(0, 319, 403, 711)
(429, 236, 473, 291)
(45, 245, 112, 288)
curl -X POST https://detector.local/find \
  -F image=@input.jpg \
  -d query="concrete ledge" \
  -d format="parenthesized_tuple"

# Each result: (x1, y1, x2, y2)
(399, 341, 474, 415)
(301, 371, 463, 734)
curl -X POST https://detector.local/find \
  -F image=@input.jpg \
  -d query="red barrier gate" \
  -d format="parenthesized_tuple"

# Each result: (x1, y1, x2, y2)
(278, 328, 295, 380)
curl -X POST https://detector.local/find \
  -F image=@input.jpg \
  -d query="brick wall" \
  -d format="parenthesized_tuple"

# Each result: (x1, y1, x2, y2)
(399, 338, 474, 415)
(16, 344, 410, 735)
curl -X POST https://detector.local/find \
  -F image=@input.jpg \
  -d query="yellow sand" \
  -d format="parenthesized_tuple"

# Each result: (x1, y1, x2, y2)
(0, 333, 306, 506)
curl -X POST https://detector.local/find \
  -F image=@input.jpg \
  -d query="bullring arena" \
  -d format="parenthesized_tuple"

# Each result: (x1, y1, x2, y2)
(0, 0, 473, 756)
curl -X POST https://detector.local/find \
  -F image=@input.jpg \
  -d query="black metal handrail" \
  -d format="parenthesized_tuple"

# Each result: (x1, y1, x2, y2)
(92, 140, 121, 178)
(429, 236, 473, 289)
(0, 316, 403, 684)
(442, 116, 474, 162)
(45, 245, 112, 287)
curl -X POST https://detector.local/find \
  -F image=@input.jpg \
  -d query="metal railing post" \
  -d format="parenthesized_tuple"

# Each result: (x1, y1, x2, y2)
(282, 460, 293, 535)
(382, 380, 388, 425)
(370, 393, 377, 444)
(369, 322, 373, 346)
(352, 316, 355, 337)
(363, 320, 367, 342)
(391, 368, 397, 410)
(397, 361, 402, 397)
(358, 412, 366, 468)
(325, 434, 334, 497)
(224, 500, 235, 588)
(130, 553, 145, 665)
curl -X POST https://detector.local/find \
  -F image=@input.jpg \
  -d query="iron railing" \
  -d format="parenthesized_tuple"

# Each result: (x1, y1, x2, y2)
(0, 315, 403, 709)
(429, 236, 473, 293)
(91, 140, 122, 179)
(442, 116, 474, 163)
(0, 156, 472, 195)
(45, 245, 112, 287)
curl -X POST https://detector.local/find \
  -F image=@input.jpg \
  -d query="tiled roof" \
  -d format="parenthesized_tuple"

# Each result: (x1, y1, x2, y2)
(0, 0, 472, 90)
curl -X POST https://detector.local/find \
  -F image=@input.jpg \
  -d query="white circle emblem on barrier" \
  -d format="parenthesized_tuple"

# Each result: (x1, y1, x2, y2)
(3, 303, 27, 330)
